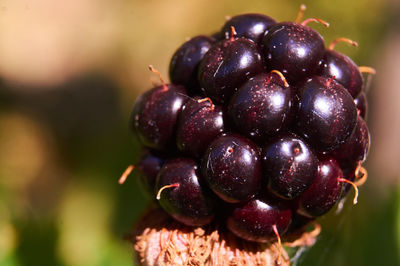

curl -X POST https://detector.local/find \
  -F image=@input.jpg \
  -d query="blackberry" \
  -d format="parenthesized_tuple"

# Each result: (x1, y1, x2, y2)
(126, 6, 374, 258)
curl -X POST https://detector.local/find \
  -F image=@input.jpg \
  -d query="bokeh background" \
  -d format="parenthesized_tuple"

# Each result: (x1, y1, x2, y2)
(0, 0, 399, 265)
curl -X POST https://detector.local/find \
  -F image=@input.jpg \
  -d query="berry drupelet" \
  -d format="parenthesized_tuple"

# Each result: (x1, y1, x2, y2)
(169, 35, 215, 94)
(221, 14, 276, 43)
(135, 150, 166, 196)
(295, 76, 358, 151)
(330, 116, 370, 170)
(155, 158, 216, 227)
(296, 157, 343, 218)
(202, 133, 262, 203)
(319, 38, 363, 98)
(198, 29, 264, 104)
(262, 133, 319, 199)
(227, 196, 292, 243)
(176, 97, 224, 158)
(354, 91, 368, 119)
(261, 20, 327, 84)
(131, 83, 187, 150)
(227, 70, 293, 142)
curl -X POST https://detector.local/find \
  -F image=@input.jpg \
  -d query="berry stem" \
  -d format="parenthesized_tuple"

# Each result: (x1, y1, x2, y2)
(309, 222, 322, 238)
(359, 66, 376, 93)
(325, 76, 336, 87)
(358, 66, 376, 75)
(354, 163, 368, 187)
(148, 65, 168, 91)
(119, 165, 135, 185)
(329, 37, 359, 50)
(230, 26, 237, 42)
(295, 4, 307, 23)
(156, 183, 180, 200)
(338, 178, 359, 204)
(272, 224, 282, 265)
(197, 97, 215, 110)
(268, 70, 290, 87)
(301, 18, 330, 28)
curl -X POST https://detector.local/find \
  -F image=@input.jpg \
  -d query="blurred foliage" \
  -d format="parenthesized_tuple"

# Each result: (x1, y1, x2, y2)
(297, 186, 399, 266)
(0, 0, 398, 265)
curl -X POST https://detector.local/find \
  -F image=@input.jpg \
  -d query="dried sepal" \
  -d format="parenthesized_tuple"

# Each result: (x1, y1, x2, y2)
(130, 206, 309, 266)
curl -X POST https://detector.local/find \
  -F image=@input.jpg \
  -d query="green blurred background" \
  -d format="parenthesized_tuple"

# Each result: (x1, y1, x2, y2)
(0, 0, 399, 265)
